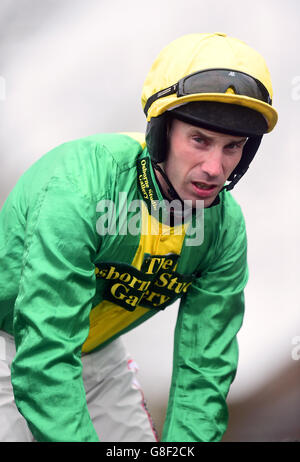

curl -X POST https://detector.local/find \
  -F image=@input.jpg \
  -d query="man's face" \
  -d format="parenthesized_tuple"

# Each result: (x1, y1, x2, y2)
(162, 119, 247, 208)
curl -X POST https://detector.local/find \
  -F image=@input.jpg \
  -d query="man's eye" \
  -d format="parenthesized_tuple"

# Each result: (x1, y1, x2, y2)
(193, 137, 205, 144)
(226, 143, 241, 150)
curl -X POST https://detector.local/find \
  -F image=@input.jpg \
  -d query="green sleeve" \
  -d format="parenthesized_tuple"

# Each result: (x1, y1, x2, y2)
(11, 178, 100, 442)
(162, 212, 248, 442)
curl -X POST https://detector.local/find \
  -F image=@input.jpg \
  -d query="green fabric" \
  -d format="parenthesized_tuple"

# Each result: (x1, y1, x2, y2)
(0, 133, 248, 442)
(162, 210, 247, 441)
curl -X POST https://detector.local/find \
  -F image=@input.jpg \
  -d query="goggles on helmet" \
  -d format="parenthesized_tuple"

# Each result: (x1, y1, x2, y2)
(144, 68, 272, 117)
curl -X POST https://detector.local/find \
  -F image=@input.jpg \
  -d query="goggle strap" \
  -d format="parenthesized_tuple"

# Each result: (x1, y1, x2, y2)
(144, 84, 177, 116)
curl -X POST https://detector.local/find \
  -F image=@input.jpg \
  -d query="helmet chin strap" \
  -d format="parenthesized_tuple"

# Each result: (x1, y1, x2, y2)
(152, 161, 185, 205)
(153, 132, 258, 202)
(222, 135, 262, 191)
(154, 158, 250, 201)
(222, 167, 249, 192)
(152, 161, 220, 208)
(155, 160, 249, 199)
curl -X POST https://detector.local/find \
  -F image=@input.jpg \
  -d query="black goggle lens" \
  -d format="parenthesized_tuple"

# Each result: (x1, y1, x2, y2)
(179, 69, 271, 104)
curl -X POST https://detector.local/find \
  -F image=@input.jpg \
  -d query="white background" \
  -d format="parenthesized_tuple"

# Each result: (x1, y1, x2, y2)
(0, 0, 299, 441)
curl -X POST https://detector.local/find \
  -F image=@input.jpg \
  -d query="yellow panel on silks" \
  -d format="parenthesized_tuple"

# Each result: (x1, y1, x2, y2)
(82, 201, 189, 353)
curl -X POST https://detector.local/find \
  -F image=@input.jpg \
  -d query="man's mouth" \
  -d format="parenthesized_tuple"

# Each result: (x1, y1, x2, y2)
(193, 182, 216, 190)
(191, 181, 219, 198)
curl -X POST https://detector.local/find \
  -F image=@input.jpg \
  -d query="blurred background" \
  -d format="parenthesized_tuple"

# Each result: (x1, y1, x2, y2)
(0, 0, 299, 442)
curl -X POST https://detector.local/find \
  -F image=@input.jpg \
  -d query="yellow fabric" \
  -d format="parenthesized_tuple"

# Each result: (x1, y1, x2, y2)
(82, 202, 187, 353)
(141, 33, 278, 132)
(120, 132, 146, 149)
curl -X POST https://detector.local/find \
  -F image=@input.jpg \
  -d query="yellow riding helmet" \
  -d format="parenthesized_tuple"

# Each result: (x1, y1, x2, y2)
(142, 33, 278, 192)
(142, 32, 278, 132)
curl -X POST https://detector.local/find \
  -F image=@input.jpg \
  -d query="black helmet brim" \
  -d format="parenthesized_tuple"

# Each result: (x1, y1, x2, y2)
(169, 101, 268, 137)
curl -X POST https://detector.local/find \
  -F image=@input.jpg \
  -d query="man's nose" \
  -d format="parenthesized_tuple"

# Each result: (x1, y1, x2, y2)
(201, 148, 223, 178)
